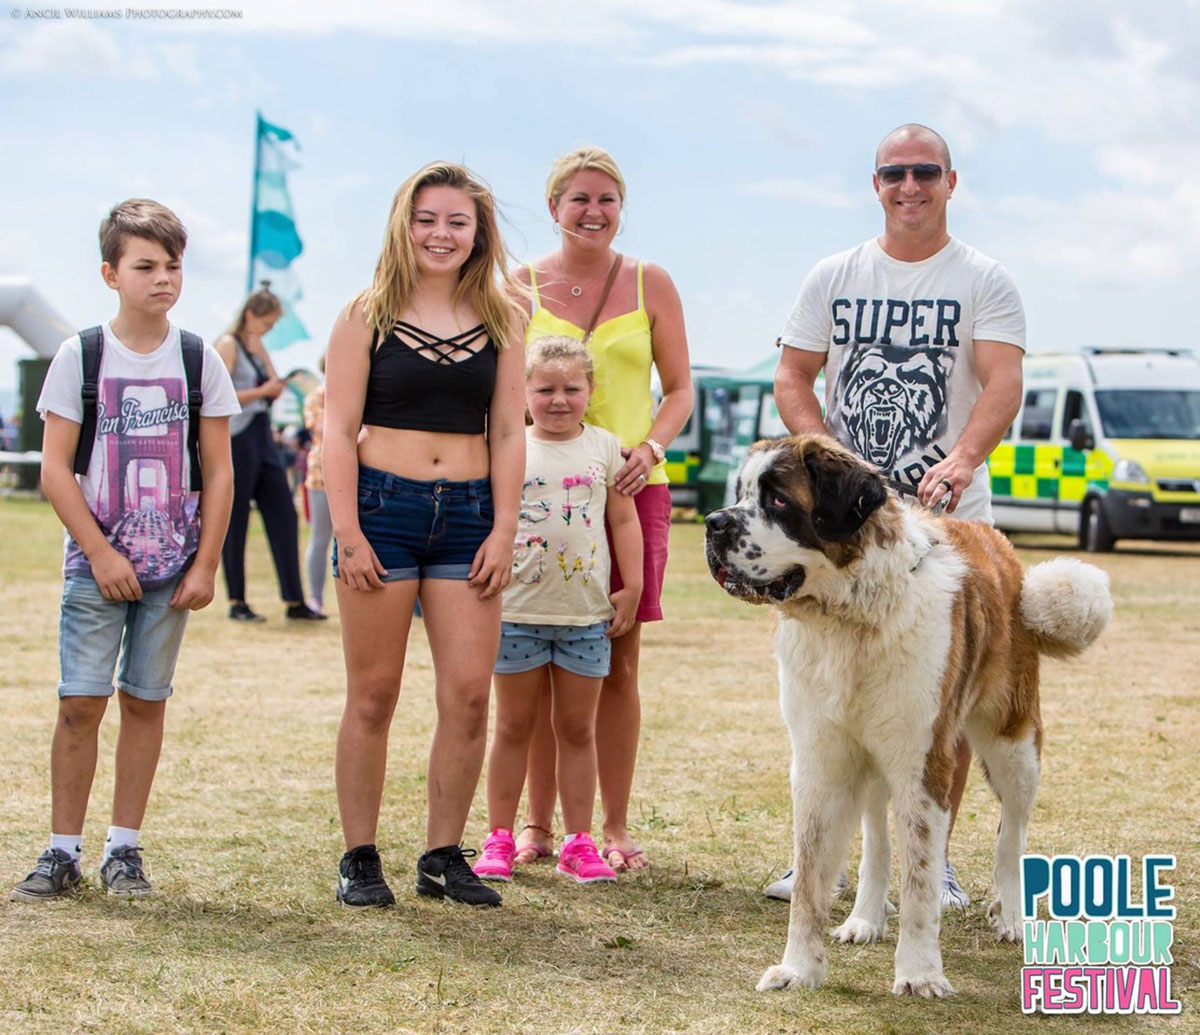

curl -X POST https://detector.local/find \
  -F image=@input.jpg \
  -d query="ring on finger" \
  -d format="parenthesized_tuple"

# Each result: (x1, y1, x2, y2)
(939, 478, 953, 492)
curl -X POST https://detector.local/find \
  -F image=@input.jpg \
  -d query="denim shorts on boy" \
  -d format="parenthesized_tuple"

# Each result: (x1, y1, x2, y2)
(332, 464, 493, 582)
(495, 621, 612, 678)
(58, 575, 190, 701)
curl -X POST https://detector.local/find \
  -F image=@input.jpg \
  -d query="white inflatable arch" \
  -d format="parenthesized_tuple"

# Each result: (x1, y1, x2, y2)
(0, 277, 73, 357)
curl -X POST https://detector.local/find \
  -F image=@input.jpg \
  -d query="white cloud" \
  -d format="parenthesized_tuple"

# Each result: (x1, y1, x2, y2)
(1, 22, 129, 77)
(739, 176, 861, 208)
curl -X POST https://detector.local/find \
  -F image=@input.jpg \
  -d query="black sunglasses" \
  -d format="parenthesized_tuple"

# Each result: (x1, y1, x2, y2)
(876, 163, 946, 186)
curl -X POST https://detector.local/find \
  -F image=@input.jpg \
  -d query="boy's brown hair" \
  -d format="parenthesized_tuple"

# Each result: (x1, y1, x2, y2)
(99, 198, 188, 266)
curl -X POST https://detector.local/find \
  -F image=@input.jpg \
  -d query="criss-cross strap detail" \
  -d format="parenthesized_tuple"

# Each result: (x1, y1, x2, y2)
(393, 321, 489, 364)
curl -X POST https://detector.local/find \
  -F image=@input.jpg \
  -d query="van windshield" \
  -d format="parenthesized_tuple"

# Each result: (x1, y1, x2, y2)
(1094, 390, 1200, 440)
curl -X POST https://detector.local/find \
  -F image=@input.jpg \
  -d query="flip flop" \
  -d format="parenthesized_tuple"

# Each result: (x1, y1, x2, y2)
(513, 825, 554, 865)
(603, 844, 648, 873)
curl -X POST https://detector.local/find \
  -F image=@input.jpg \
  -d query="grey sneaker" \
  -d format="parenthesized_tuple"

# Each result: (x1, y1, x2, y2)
(764, 867, 849, 902)
(10, 848, 82, 901)
(100, 845, 152, 898)
(941, 860, 970, 910)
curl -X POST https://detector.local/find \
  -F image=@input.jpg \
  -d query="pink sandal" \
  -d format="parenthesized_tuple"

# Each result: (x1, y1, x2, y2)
(603, 843, 649, 873)
(513, 824, 554, 865)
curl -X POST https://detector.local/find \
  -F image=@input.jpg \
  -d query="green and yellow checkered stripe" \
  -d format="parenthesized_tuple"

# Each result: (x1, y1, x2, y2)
(665, 450, 701, 487)
(989, 444, 1111, 502)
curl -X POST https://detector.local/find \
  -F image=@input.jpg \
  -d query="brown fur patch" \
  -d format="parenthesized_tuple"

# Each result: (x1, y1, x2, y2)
(919, 519, 1045, 805)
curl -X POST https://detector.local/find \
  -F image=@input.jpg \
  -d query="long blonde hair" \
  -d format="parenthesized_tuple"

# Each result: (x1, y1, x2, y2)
(355, 162, 522, 348)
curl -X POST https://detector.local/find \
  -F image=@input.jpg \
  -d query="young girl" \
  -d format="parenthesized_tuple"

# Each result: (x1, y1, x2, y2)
(475, 336, 643, 884)
(324, 162, 525, 908)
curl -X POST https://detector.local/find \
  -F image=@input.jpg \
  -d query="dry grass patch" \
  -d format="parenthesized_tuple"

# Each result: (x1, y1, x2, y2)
(0, 498, 1195, 1033)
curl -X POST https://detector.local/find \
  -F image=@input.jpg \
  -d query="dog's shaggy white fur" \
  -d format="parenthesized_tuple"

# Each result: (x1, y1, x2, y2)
(704, 435, 1111, 998)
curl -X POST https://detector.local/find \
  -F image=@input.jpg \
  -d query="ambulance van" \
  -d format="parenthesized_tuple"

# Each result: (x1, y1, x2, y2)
(989, 349, 1200, 551)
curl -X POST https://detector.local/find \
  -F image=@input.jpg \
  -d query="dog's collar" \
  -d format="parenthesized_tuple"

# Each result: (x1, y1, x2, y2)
(910, 542, 932, 573)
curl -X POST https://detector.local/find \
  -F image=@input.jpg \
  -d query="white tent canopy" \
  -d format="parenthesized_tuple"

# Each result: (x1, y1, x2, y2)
(0, 277, 73, 358)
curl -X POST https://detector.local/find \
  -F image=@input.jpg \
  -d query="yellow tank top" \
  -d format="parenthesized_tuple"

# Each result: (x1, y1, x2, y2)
(526, 261, 667, 485)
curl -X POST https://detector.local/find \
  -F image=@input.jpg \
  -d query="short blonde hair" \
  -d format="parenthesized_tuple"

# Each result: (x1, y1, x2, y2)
(545, 147, 627, 207)
(525, 335, 594, 383)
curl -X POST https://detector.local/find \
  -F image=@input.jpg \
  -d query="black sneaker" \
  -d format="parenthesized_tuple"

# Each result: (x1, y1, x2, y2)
(10, 848, 82, 901)
(229, 602, 266, 622)
(100, 845, 152, 898)
(337, 844, 395, 907)
(416, 845, 502, 907)
(286, 603, 327, 621)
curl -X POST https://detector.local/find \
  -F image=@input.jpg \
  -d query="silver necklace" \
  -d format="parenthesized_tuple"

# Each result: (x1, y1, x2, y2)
(563, 262, 608, 299)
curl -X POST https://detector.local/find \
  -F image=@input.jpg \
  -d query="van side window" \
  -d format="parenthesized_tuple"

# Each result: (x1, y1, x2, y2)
(1019, 388, 1057, 441)
(1061, 389, 1092, 439)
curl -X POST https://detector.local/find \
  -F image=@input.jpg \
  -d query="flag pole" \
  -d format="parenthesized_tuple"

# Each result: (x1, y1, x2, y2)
(247, 110, 262, 294)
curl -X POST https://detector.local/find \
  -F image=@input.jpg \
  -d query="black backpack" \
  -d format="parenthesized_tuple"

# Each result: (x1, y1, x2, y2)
(71, 325, 205, 490)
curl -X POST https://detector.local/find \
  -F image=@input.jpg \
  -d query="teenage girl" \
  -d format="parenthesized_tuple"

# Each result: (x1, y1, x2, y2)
(215, 283, 323, 622)
(474, 336, 642, 884)
(324, 162, 525, 908)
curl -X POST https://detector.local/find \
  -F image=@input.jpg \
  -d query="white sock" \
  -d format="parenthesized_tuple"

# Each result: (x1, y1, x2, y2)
(50, 833, 82, 862)
(103, 826, 140, 862)
(562, 833, 580, 849)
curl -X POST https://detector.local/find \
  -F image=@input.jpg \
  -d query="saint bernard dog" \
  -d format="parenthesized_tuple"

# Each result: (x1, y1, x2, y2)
(704, 435, 1111, 998)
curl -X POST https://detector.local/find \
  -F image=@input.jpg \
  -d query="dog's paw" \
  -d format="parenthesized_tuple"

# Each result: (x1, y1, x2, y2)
(830, 916, 885, 944)
(988, 898, 1023, 943)
(756, 960, 826, 992)
(892, 973, 955, 999)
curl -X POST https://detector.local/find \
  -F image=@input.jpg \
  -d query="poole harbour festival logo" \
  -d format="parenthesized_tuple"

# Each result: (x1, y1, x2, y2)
(1020, 854, 1180, 1015)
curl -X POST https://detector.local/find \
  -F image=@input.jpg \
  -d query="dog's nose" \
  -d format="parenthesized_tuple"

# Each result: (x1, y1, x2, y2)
(705, 510, 735, 534)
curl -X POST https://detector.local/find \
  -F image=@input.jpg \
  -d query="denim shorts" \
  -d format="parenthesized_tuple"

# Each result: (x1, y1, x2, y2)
(332, 464, 493, 582)
(494, 621, 611, 678)
(58, 575, 190, 701)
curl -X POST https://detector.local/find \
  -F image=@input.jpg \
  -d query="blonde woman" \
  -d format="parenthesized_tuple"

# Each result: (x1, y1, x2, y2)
(513, 147, 693, 872)
(324, 163, 525, 908)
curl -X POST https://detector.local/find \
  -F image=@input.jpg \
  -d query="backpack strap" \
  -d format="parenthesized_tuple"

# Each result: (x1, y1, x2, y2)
(72, 326, 105, 476)
(180, 330, 204, 491)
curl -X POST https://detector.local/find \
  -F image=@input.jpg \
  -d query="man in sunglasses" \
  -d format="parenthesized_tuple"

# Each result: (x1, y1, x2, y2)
(766, 123, 1026, 910)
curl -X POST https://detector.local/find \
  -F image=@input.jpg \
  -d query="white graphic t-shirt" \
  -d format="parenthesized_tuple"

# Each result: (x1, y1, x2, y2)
(779, 237, 1025, 521)
(502, 423, 625, 627)
(37, 323, 240, 587)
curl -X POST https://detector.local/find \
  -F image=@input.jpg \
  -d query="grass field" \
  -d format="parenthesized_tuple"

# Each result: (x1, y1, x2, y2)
(0, 495, 1196, 1034)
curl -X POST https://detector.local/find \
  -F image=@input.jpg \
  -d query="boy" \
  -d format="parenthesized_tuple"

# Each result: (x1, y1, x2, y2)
(10, 199, 240, 901)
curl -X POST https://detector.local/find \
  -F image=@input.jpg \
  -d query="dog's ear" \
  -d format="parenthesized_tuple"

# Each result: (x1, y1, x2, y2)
(804, 446, 888, 542)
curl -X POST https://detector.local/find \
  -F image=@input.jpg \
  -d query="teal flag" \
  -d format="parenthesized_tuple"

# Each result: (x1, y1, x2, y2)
(249, 113, 308, 350)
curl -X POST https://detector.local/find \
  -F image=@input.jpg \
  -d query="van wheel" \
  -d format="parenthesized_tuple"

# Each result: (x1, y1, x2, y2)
(1083, 499, 1115, 553)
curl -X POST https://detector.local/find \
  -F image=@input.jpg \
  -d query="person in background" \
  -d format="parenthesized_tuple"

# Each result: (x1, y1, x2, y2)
(215, 283, 324, 623)
(303, 355, 331, 617)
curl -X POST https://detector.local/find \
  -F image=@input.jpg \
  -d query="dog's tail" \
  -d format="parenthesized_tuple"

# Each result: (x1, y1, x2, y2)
(1020, 558, 1112, 659)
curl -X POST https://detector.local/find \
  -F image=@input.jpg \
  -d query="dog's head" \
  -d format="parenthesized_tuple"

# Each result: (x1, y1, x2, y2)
(704, 435, 889, 605)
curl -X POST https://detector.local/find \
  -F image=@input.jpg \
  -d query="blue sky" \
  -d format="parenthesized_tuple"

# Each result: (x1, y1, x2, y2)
(2, 0, 1198, 403)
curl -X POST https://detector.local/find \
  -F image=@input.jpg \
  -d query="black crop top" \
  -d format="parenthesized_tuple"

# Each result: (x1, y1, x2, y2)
(361, 321, 497, 434)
